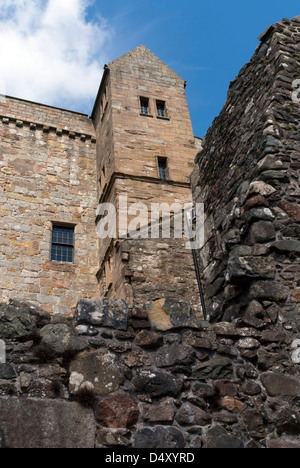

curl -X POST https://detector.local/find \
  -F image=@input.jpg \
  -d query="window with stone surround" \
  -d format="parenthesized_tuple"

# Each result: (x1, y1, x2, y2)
(51, 225, 75, 263)
(156, 100, 167, 118)
(140, 97, 150, 115)
(158, 157, 168, 180)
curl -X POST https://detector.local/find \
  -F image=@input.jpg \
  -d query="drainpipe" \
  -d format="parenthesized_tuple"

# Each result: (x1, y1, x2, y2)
(186, 210, 208, 321)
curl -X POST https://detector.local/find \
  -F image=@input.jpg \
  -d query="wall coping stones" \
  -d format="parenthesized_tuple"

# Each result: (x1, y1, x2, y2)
(0, 114, 96, 142)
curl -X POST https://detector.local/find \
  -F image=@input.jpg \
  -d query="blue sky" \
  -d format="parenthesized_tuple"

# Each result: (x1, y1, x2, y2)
(0, 0, 299, 138)
(89, 0, 300, 137)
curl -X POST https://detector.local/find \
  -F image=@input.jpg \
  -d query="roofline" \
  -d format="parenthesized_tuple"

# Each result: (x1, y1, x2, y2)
(2, 94, 89, 118)
(91, 65, 109, 120)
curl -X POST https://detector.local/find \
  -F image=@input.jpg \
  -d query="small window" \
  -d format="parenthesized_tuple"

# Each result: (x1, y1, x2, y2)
(51, 225, 74, 263)
(156, 100, 166, 118)
(140, 97, 150, 115)
(158, 157, 168, 180)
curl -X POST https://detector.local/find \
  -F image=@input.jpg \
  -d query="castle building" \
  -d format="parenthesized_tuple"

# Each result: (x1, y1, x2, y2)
(0, 46, 201, 315)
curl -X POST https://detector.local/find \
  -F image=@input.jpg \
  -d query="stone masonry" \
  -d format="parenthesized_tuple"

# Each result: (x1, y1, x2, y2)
(93, 46, 200, 310)
(0, 97, 99, 315)
(192, 17, 300, 329)
(0, 46, 201, 316)
(0, 296, 299, 448)
(0, 17, 299, 449)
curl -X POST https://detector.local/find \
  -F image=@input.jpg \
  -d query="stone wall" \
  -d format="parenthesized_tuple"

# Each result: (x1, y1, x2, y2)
(0, 297, 299, 448)
(0, 96, 99, 314)
(191, 18, 300, 330)
(119, 234, 201, 313)
(94, 46, 199, 307)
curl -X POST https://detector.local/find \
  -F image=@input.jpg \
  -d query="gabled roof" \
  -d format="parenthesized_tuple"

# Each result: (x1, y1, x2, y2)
(91, 46, 184, 119)
(107, 45, 182, 80)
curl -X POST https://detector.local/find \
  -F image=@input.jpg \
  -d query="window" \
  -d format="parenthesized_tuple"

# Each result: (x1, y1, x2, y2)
(158, 157, 168, 180)
(140, 97, 150, 115)
(156, 100, 166, 118)
(51, 225, 74, 263)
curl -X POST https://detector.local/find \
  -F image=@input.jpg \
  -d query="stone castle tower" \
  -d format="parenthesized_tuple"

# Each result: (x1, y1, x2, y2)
(0, 46, 200, 315)
(93, 46, 200, 308)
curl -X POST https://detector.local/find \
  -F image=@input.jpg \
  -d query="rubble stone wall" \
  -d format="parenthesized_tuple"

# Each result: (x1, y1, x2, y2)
(191, 18, 300, 330)
(0, 298, 299, 448)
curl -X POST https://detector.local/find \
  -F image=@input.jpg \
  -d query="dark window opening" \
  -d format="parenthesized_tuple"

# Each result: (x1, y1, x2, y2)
(140, 97, 149, 115)
(51, 225, 74, 263)
(156, 100, 166, 118)
(158, 157, 168, 180)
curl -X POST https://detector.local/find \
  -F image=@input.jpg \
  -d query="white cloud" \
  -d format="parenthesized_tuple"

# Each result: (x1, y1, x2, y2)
(0, 0, 113, 112)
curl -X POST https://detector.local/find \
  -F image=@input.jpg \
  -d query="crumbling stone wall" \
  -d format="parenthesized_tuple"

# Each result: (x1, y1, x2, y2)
(0, 297, 299, 448)
(191, 17, 300, 330)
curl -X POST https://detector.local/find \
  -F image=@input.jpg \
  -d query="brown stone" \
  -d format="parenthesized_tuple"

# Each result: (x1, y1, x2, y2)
(215, 381, 238, 397)
(123, 349, 151, 367)
(219, 398, 246, 413)
(96, 393, 139, 428)
(279, 200, 300, 223)
(242, 194, 269, 212)
(135, 330, 163, 349)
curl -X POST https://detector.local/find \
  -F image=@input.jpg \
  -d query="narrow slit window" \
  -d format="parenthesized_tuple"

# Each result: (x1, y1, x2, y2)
(158, 157, 168, 180)
(140, 97, 149, 115)
(51, 225, 74, 263)
(156, 100, 166, 118)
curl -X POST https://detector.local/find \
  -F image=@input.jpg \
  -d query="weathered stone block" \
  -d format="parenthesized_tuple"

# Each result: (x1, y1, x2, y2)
(175, 403, 211, 426)
(0, 303, 37, 340)
(192, 357, 233, 380)
(69, 350, 123, 395)
(271, 240, 300, 255)
(134, 426, 185, 449)
(142, 398, 175, 423)
(95, 393, 139, 428)
(261, 372, 300, 396)
(154, 343, 195, 367)
(39, 323, 86, 355)
(203, 425, 244, 449)
(74, 298, 129, 331)
(144, 298, 203, 331)
(135, 329, 163, 349)
(247, 221, 276, 244)
(248, 280, 289, 302)
(279, 201, 300, 223)
(0, 398, 95, 448)
(133, 368, 182, 397)
(0, 364, 16, 380)
(227, 256, 275, 282)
